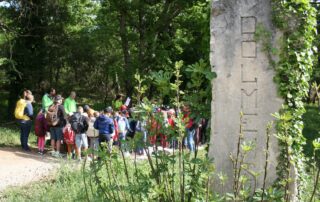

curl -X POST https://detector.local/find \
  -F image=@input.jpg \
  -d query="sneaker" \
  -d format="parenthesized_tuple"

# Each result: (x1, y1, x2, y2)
(56, 152, 63, 158)
(51, 151, 58, 157)
(52, 152, 62, 158)
(50, 151, 56, 156)
(24, 148, 31, 152)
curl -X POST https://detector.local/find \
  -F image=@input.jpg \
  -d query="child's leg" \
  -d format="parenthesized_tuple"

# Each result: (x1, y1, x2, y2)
(90, 138, 99, 158)
(76, 146, 81, 159)
(82, 134, 89, 159)
(160, 134, 168, 148)
(38, 137, 41, 151)
(75, 134, 81, 159)
(50, 128, 56, 152)
(39, 136, 45, 152)
(67, 144, 72, 156)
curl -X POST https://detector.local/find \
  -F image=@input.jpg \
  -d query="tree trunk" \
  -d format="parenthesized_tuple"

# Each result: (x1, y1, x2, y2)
(119, 9, 132, 96)
(7, 77, 23, 120)
(138, 3, 145, 70)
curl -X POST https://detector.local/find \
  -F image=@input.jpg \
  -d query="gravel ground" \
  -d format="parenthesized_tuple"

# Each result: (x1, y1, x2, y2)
(0, 147, 60, 192)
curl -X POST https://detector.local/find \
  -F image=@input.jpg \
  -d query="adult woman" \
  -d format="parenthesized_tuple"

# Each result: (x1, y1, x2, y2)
(16, 93, 34, 151)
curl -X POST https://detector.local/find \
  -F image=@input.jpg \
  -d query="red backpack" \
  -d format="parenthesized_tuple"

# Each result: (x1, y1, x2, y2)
(63, 125, 75, 145)
(35, 113, 48, 137)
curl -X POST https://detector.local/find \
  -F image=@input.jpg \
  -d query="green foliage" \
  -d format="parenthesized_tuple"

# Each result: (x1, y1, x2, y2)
(308, 1, 320, 84)
(0, 0, 210, 120)
(84, 144, 213, 201)
(133, 72, 148, 104)
(149, 70, 173, 98)
(271, 0, 318, 200)
(184, 59, 214, 121)
(302, 105, 320, 160)
(143, 58, 213, 123)
(81, 63, 214, 201)
(0, 67, 9, 86)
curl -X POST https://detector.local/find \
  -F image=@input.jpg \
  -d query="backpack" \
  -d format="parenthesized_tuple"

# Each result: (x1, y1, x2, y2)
(14, 99, 29, 120)
(127, 119, 137, 138)
(35, 113, 47, 137)
(117, 117, 127, 133)
(46, 105, 60, 126)
(87, 120, 99, 138)
(63, 125, 75, 145)
(70, 113, 88, 134)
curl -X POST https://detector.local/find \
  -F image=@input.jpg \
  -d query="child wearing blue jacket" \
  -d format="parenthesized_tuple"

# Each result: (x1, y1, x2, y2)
(94, 107, 114, 151)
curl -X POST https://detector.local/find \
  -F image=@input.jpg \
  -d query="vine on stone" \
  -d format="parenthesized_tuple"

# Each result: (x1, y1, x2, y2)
(271, 0, 317, 200)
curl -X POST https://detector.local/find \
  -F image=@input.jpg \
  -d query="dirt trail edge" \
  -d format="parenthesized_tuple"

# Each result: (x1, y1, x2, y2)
(0, 147, 60, 192)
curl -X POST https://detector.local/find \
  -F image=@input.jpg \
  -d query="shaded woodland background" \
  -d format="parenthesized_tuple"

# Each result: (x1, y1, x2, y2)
(0, 0, 210, 121)
(0, 0, 319, 122)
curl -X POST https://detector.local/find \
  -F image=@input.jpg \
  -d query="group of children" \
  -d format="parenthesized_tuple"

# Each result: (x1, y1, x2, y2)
(15, 88, 205, 160)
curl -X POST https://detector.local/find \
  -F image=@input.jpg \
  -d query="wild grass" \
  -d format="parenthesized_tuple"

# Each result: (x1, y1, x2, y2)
(0, 147, 209, 202)
(0, 126, 37, 148)
(0, 166, 88, 202)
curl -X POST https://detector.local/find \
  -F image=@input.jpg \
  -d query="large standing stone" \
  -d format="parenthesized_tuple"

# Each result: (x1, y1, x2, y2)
(209, 0, 283, 193)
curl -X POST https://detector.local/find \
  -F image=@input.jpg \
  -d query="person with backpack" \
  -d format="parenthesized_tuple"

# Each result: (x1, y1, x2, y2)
(42, 88, 56, 112)
(47, 95, 67, 158)
(64, 91, 77, 116)
(116, 110, 132, 155)
(117, 110, 132, 141)
(35, 110, 48, 155)
(15, 92, 34, 152)
(135, 116, 147, 155)
(87, 111, 100, 158)
(83, 105, 95, 117)
(14, 90, 32, 120)
(70, 106, 89, 161)
(94, 107, 114, 152)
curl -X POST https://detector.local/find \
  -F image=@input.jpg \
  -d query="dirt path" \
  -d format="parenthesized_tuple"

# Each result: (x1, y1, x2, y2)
(0, 147, 60, 192)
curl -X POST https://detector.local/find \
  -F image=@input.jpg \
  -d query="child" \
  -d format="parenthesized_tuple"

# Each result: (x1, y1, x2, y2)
(63, 123, 75, 159)
(94, 107, 114, 152)
(135, 117, 147, 155)
(70, 106, 89, 160)
(116, 110, 132, 154)
(35, 110, 48, 155)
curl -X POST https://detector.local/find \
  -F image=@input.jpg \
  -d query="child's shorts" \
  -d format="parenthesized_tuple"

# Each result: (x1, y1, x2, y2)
(75, 133, 88, 149)
(50, 127, 63, 141)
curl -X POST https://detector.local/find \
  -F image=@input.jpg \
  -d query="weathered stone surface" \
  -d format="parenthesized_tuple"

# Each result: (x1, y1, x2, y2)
(209, 0, 283, 193)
